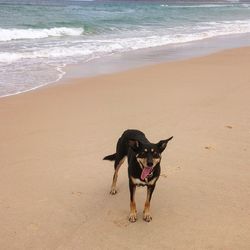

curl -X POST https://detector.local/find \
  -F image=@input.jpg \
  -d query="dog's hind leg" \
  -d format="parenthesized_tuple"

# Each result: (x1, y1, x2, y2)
(110, 156, 126, 195)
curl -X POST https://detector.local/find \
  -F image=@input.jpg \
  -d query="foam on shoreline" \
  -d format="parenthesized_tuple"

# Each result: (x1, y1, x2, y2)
(1, 32, 250, 98)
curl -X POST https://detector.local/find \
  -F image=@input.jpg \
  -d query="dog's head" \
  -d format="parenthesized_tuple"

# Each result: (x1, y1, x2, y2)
(129, 136, 173, 180)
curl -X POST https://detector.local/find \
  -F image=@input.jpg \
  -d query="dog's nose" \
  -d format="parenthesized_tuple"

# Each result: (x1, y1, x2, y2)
(147, 162, 153, 167)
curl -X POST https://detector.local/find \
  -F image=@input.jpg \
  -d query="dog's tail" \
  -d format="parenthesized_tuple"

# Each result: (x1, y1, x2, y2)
(103, 153, 116, 161)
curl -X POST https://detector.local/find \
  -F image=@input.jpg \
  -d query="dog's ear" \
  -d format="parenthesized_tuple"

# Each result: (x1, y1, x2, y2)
(128, 140, 140, 152)
(157, 136, 173, 153)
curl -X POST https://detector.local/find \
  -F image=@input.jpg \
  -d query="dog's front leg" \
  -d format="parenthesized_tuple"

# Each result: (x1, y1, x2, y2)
(128, 181, 137, 222)
(143, 185, 155, 222)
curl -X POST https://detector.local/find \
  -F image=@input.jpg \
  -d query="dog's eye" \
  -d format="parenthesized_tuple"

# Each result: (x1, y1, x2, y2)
(138, 152, 146, 158)
(153, 152, 160, 158)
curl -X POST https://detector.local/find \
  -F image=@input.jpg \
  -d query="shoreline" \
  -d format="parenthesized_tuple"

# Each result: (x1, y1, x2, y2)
(63, 32, 250, 81)
(1, 32, 250, 98)
(0, 46, 250, 249)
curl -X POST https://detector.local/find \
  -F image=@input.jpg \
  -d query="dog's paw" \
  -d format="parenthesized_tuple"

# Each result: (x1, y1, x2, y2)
(143, 213, 152, 222)
(110, 188, 117, 195)
(128, 213, 137, 223)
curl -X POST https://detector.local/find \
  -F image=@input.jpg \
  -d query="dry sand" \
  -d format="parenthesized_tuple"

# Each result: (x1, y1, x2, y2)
(0, 47, 250, 250)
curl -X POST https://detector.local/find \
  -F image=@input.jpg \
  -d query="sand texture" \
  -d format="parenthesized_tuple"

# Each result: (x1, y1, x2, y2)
(0, 47, 250, 249)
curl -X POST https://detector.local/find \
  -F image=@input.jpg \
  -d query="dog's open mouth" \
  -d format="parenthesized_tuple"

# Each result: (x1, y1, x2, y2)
(141, 166, 153, 180)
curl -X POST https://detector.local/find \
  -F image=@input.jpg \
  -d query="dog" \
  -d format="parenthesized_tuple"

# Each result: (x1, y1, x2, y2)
(103, 129, 173, 222)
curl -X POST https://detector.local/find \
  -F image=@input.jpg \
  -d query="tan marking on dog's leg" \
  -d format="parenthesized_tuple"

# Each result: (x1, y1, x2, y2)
(143, 187, 153, 222)
(129, 201, 137, 223)
(129, 185, 137, 222)
(110, 157, 125, 195)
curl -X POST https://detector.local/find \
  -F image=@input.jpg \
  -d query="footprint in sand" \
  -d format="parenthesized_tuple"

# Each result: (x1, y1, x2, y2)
(160, 173, 168, 178)
(71, 191, 82, 196)
(27, 223, 39, 231)
(113, 219, 130, 228)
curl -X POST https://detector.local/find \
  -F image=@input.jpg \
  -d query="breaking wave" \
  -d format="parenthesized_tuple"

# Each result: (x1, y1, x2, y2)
(0, 27, 84, 41)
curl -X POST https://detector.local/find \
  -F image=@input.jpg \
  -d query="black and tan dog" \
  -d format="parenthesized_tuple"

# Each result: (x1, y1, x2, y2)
(103, 129, 173, 222)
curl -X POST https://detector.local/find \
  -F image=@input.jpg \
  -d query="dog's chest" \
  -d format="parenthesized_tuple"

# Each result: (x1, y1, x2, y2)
(131, 176, 158, 187)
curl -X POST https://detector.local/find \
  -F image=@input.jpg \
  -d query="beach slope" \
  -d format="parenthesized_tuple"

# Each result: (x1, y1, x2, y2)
(0, 47, 250, 249)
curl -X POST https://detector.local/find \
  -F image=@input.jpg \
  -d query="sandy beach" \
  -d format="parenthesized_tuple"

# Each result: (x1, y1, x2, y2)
(0, 47, 250, 249)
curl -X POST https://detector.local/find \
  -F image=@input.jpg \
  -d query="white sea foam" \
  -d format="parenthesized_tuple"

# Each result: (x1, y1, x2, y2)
(0, 27, 84, 42)
(242, 4, 250, 8)
(226, 0, 240, 3)
(165, 4, 235, 8)
(0, 65, 66, 98)
(0, 46, 111, 63)
(1, 20, 250, 64)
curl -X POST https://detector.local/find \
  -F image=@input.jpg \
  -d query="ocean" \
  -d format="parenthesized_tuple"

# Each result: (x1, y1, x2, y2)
(0, 0, 250, 97)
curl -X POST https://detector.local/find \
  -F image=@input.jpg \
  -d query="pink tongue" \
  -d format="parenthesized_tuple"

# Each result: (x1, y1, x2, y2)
(141, 167, 153, 180)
